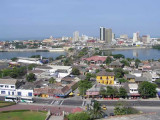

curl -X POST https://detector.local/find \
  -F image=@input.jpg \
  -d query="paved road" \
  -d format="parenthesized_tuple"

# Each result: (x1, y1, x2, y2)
(1, 96, 160, 107)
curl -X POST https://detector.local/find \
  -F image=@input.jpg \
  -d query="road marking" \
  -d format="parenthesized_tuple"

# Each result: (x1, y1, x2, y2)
(82, 101, 86, 106)
(50, 100, 55, 104)
(60, 100, 64, 105)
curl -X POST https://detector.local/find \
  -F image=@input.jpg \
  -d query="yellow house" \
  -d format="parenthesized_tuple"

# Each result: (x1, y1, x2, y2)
(96, 71, 115, 85)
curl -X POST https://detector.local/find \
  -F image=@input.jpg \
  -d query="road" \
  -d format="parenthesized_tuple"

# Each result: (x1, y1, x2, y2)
(1, 96, 160, 107)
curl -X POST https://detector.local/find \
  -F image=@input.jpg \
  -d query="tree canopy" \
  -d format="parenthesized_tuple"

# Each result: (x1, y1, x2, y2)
(67, 112, 90, 120)
(26, 73, 36, 82)
(78, 80, 92, 95)
(138, 81, 157, 98)
(105, 57, 112, 64)
(119, 87, 127, 98)
(72, 68, 80, 75)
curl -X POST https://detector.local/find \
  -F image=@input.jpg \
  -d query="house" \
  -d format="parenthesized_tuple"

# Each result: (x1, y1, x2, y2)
(16, 83, 34, 97)
(143, 72, 159, 82)
(34, 87, 55, 98)
(54, 81, 78, 98)
(109, 61, 123, 69)
(131, 70, 142, 77)
(54, 85, 72, 98)
(34, 66, 52, 72)
(128, 83, 140, 99)
(61, 76, 80, 85)
(124, 74, 136, 82)
(86, 84, 101, 98)
(0, 78, 17, 96)
(135, 77, 148, 84)
(82, 56, 108, 65)
(96, 70, 115, 85)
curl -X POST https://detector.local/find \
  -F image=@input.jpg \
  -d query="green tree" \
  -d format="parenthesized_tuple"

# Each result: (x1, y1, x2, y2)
(114, 102, 139, 115)
(67, 112, 90, 120)
(72, 68, 80, 75)
(138, 81, 157, 98)
(119, 87, 127, 98)
(112, 54, 125, 59)
(86, 73, 96, 81)
(99, 87, 107, 97)
(135, 58, 141, 68)
(105, 57, 112, 64)
(68, 48, 74, 52)
(63, 57, 73, 66)
(26, 73, 36, 82)
(120, 59, 130, 66)
(95, 69, 100, 73)
(28, 64, 37, 70)
(89, 100, 104, 119)
(106, 86, 115, 98)
(106, 69, 113, 72)
(11, 57, 17, 61)
(118, 78, 128, 83)
(49, 77, 55, 84)
(78, 80, 92, 95)
(113, 68, 126, 78)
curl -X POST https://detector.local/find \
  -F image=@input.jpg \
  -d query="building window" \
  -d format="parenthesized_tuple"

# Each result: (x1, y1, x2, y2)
(100, 77, 102, 80)
(28, 92, 32, 97)
(5, 85, 9, 88)
(0, 85, 3, 88)
(11, 86, 15, 88)
(12, 92, 14, 95)
(8, 91, 10, 95)
(17, 92, 21, 96)
(1, 91, 5, 94)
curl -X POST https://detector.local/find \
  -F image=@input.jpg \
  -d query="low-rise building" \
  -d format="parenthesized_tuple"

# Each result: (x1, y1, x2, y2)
(109, 61, 123, 69)
(0, 78, 17, 96)
(81, 56, 108, 65)
(96, 71, 115, 85)
(124, 74, 136, 83)
(17, 57, 43, 65)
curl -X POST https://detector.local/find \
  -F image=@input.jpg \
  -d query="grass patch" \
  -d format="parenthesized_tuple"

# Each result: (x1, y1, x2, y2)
(0, 110, 47, 120)
(0, 101, 16, 108)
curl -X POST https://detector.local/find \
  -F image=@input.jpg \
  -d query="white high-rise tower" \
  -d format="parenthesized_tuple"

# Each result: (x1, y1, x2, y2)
(73, 31, 79, 42)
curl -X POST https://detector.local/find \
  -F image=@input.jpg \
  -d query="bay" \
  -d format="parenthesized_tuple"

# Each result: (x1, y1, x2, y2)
(112, 48, 160, 60)
(0, 51, 66, 60)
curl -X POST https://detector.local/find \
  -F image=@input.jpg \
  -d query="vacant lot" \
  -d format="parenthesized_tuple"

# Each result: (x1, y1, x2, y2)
(0, 110, 47, 120)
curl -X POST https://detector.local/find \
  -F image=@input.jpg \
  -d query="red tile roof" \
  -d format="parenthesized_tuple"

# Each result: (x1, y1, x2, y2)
(82, 56, 107, 62)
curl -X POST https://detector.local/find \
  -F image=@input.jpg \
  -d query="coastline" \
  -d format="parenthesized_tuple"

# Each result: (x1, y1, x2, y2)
(100, 46, 152, 50)
(0, 48, 65, 52)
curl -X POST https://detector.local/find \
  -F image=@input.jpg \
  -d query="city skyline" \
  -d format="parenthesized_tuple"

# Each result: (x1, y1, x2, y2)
(0, 0, 160, 40)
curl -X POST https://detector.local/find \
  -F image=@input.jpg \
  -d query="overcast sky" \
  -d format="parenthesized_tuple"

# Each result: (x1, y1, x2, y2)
(0, 0, 160, 40)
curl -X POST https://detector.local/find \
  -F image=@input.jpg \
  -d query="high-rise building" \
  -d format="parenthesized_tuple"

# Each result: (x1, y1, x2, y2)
(133, 32, 140, 43)
(73, 31, 79, 42)
(112, 33, 115, 39)
(100, 27, 112, 44)
(100, 27, 105, 41)
(142, 35, 150, 44)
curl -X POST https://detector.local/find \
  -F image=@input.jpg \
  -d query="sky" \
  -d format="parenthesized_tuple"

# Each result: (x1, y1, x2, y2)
(0, 0, 160, 40)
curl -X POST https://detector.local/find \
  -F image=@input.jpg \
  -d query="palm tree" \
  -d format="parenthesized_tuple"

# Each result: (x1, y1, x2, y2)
(89, 100, 105, 119)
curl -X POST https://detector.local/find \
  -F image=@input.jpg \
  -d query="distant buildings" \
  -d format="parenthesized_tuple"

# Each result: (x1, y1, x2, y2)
(120, 34, 128, 40)
(142, 35, 150, 44)
(73, 31, 79, 42)
(133, 32, 139, 43)
(100, 27, 112, 44)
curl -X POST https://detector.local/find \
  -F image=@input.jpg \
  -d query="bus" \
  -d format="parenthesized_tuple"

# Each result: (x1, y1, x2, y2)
(20, 97, 34, 103)
(5, 96, 18, 102)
